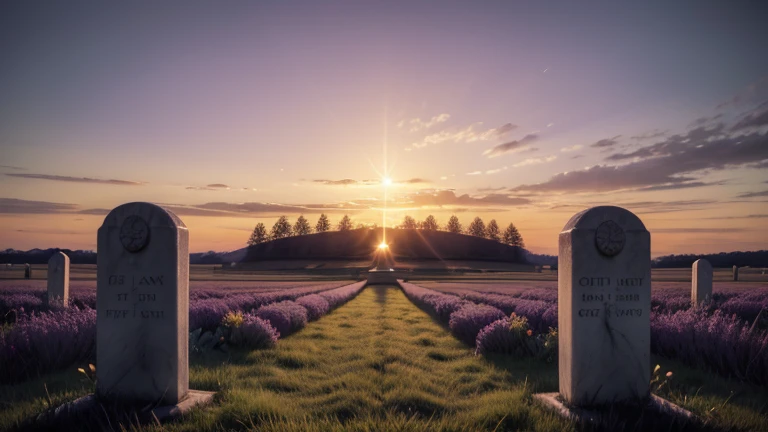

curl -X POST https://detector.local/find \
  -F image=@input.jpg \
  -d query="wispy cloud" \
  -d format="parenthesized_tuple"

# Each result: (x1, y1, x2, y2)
(737, 190, 768, 198)
(477, 186, 507, 192)
(406, 190, 530, 207)
(485, 166, 508, 175)
(313, 179, 378, 186)
(513, 155, 557, 167)
(399, 178, 430, 184)
(312, 178, 427, 186)
(702, 214, 768, 220)
(0, 165, 26, 171)
(590, 135, 622, 148)
(6, 173, 145, 186)
(513, 125, 768, 193)
(412, 122, 517, 149)
(0, 198, 78, 214)
(483, 134, 538, 158)
(650, 227, 749, 234)
(560, 144, 582, 152)
(730, 101, 768, 131)
(630, 130, 666, 141)
(634, 181, 727, 192)
(399, 113, 451, 132)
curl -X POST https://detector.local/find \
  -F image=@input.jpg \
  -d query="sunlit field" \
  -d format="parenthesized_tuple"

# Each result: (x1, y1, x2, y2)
(2, 268, 767, 431)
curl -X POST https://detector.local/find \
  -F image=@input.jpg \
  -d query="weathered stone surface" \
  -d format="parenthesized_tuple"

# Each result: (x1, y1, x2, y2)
(47, 251, 70, 307)
(691, 259, 712, 306)
(558, 206, 651, 406)
(96, 202, 189, 405)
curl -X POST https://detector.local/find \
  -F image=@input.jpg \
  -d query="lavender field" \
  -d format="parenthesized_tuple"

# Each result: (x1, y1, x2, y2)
(401, 280, 768, 386)
(0, 279, 364, 384)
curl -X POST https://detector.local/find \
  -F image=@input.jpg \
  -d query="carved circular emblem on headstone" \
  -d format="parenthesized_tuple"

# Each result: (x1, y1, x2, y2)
(119, 215, 150, 253)
(595, 220, 625, 257)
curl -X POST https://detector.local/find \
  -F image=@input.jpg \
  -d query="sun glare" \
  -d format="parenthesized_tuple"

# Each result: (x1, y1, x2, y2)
(378, 242, 388, 250)
(382, 177, 392, 186)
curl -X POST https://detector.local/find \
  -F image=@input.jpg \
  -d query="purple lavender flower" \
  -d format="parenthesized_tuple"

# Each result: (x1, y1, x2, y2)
(448, 303, 506, 346)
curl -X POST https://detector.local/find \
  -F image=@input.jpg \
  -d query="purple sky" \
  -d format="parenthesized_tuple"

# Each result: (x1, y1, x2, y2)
(1, 1, 767, 255)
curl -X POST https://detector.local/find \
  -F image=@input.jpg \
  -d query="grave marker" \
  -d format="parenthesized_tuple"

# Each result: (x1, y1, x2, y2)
(733, 265, 739, 281)
(691, 259, 712, 306)
(24, 263, 31, 279)
(47, 251, 70, 307)
(96, 202, 190, 405)
(557, 206, 651, 406)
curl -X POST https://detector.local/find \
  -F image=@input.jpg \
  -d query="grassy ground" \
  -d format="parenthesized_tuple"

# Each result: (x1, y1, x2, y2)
(2, 286, 768, 431)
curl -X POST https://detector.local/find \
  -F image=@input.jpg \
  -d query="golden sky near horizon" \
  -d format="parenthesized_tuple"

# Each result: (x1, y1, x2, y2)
(1, 2, 767, 257)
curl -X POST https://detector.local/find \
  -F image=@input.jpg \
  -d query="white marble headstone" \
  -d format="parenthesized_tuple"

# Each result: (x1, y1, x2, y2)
(96, 202, 189, 405)
(47, 251, 70, 307)
(691, 259, 712, 306)
(558, 206, 651, 406)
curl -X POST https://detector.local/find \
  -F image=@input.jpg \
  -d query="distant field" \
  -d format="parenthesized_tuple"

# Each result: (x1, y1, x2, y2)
(2, 263, 766, 283)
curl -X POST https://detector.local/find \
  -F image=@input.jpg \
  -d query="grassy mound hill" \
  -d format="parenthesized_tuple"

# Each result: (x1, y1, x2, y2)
(243, 228, 525, 263)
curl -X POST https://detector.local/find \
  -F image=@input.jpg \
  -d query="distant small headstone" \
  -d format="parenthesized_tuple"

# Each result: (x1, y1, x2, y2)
(557, 206, 651, 406)
(96, 202, 190, 405)
(47, 252, 70, 307)
(691, 259, 712, 306)
(733, 265, 739, 281)
(24, 263, 31, 279)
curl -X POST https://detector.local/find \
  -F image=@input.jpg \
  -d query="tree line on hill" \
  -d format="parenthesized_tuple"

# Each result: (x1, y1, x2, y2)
(247, 214, 525, 248)
(652, 250, 768, 268)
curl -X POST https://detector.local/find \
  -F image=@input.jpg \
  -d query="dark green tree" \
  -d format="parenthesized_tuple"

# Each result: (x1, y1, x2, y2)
(315, 213, 331, 232)
(293, 215, 312, 236)
(247, 223, 268, 246)
(445, 215, 462, 233)
(486, 219, 500, 241)
(467, 217, 486, 237)
(400, 215, 418, 229)
(337, 215, 353, 231)
(422, 215, 439, 231)
(502, 222, 525, 248)
(270, 216, 292, 240)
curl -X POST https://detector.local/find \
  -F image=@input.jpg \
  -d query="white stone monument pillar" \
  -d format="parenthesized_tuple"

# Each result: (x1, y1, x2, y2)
(691, 259, 712, 306)
(47, 251, 70, 307)
(96, 202, 189, 405)
(558, 206, 651, 406)
(732, 265, 739, 281)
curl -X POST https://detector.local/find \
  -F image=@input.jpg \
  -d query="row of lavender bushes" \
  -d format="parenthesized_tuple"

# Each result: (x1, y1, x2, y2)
(0, 281, 353, 324)
(435, 284, 768, 329)
(398, 281, 557, 361)
(400, 281, 768, 386)
(0, 281, 365, 384)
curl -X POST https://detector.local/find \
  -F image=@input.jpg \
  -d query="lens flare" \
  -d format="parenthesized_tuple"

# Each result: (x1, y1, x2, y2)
(378, 242, 388, 250)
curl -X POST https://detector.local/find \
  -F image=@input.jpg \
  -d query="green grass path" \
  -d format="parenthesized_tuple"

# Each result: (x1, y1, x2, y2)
(170, 285, 571, 431)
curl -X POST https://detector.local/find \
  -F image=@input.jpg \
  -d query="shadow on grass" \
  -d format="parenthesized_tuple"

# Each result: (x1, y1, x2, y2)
(372, 285, 389, 305)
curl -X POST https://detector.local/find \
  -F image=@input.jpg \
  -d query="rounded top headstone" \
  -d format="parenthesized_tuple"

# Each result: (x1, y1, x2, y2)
(100, 202, 186, 230)
(561, 205, 647, 233)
